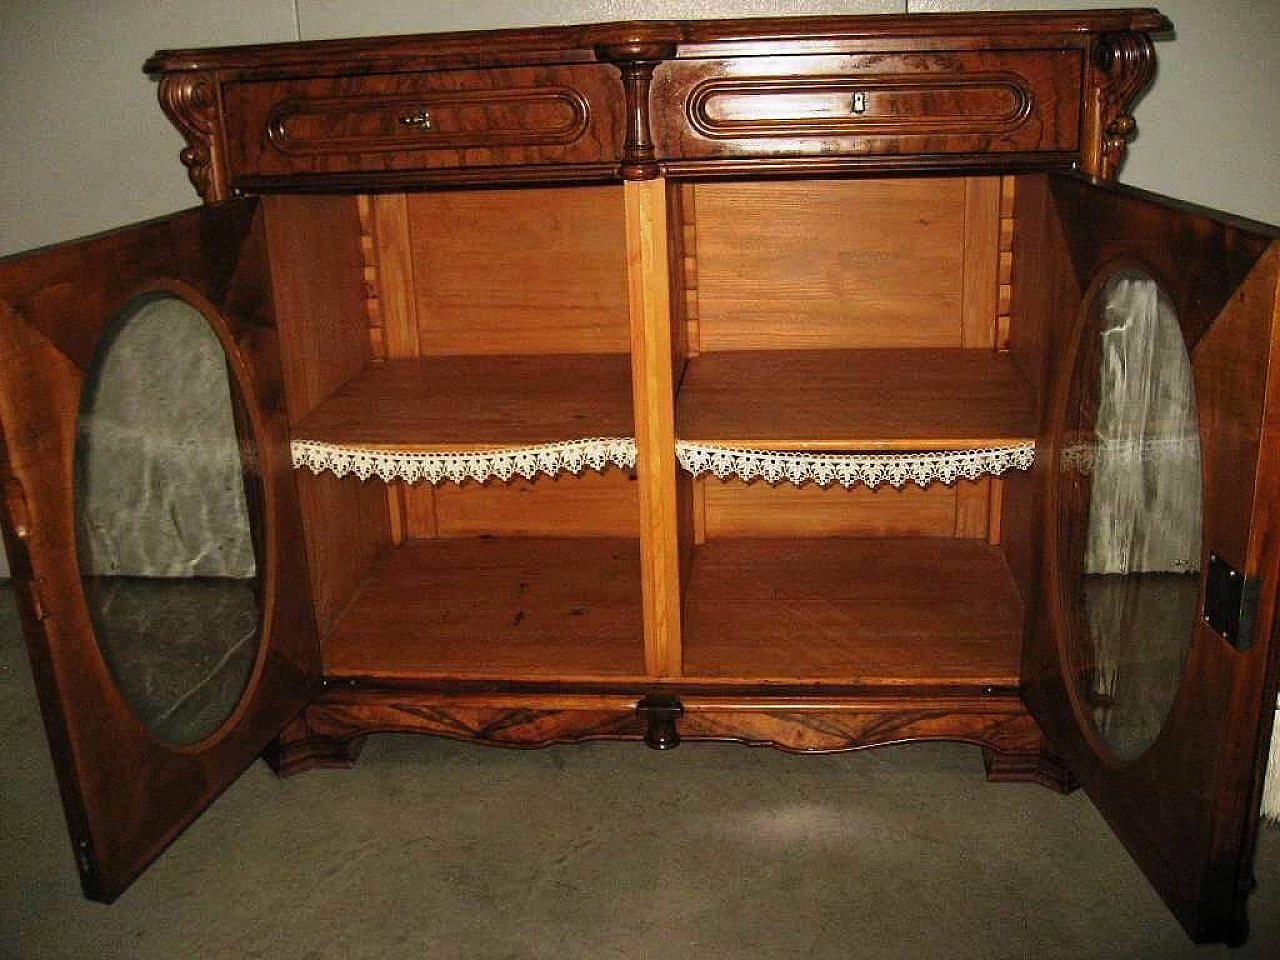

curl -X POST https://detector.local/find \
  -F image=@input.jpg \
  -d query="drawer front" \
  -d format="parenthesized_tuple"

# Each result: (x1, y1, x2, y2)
(223, 64, 625, 182)
(654, 50, 1082, 165)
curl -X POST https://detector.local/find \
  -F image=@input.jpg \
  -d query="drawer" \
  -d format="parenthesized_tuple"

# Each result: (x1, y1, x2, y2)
(653, 50, 1082, 166)
(222, 64, 625, 184)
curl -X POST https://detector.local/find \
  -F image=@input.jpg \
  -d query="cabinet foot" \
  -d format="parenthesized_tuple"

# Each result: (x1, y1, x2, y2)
(982, 746, 1079, 794)
(262, 717, 366, 777)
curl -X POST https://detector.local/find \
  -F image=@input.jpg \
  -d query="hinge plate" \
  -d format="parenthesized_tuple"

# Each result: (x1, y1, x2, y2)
(1204, 553, 1261, 652)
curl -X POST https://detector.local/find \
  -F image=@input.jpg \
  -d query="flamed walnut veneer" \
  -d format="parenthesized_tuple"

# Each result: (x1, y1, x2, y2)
(1, 9, 1278, 947)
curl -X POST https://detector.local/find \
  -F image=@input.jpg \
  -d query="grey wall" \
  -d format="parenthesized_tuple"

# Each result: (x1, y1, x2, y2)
(1, 0, 1277, 578)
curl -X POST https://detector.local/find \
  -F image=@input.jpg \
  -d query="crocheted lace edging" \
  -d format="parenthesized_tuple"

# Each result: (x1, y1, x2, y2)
(291, 438, 1035, 488)
(674, 441, 1036, 488)
(291, 437, 637, 484)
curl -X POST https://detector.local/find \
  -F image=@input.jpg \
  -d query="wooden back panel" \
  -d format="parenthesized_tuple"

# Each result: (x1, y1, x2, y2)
(397, 470, 640, 540)
(689, 177, 1003, 351)
(400, 185, 630, 356)
(698, 477, 996, 540)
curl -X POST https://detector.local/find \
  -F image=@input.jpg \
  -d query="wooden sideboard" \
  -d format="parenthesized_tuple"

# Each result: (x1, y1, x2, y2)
(1, 9, 1278, 946)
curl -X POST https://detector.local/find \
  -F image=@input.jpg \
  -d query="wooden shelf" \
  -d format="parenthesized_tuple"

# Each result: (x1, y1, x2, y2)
(324, 538, 645, 681)
(294, 354, 634, 450)
(676, 349, 1036, 450)
(682, 538, 1023, 687)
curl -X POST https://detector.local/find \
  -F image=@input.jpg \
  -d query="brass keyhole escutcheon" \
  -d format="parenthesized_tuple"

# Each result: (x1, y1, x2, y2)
(399, 109, 433, 131)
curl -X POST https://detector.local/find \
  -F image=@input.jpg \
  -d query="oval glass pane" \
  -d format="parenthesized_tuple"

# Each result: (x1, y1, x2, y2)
(1058, 270, 1202, 761)
(74, 294, 261, 745)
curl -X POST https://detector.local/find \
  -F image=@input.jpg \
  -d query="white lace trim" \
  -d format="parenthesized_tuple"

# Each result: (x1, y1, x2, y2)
(292, 437, 1036, 488)
(675, 441, 1036, 488)
(291, 438, 637, 484)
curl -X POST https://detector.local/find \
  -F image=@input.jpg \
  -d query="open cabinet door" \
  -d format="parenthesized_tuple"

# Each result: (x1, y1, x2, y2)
(0, 200, 322, 902)
(1023, 174, 1280, 944)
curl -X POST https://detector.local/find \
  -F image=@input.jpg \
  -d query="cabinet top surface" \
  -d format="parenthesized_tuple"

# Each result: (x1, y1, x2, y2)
(145, 8, 1170, 74)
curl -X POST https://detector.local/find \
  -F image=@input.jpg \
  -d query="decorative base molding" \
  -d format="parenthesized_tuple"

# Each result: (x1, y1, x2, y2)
(982, 746, 1080, 794)
(263, 714, 366, 777)
(266, 687, 1052, 773)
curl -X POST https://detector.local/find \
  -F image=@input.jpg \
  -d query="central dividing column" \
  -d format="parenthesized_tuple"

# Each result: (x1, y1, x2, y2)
(624, 176, 682, 678)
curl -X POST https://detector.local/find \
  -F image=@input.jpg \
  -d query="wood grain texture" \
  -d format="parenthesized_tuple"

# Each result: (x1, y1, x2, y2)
(652, 49, 1083, 167)
(398, 484, 436, 540)
(1051, 176, 1274, 353)
(262, 195, 393, 639)
(431, 469, 640, 538)
(145, 12, 1170, 75)
(625, 178, 684, 678)
(997, 175, 1017, 347)
(295, 470, 391, 638)
(292, 354, 634, 449)
(0, 202, 321, 902)
(596, 44, 675, 179)
(404, 186, 630, 356)
(1026, 177, 1279, 944)
(700, 476, 962, 539)
(673, 181, 700, 357)
(962, 177, 1003, 348)
(692, 178, 969, 350)
(221, 64, 625, 183)
(355, 195, 386, 360)
(954, 478, 993, 539)
(9, 10, 1250, 920)
(1081, 31, 1158, 179)
(156, 73, 229, 203)
(267, 688, 1045, 774)
(149, 12, 1167, 192)
(367, 194, 421, 359)
(323, 538, 645, 682)
(678, 699, 1040, 756)
(262, 195, 370, 422)
(683, 538, 1023, 686)
(278, 692, 644, 773)
(676, 349, 1036, 450)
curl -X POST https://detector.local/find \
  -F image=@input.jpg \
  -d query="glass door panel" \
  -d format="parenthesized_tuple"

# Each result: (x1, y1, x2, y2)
(75, 293, 262, 744)
(1059, 270, 1202, 760)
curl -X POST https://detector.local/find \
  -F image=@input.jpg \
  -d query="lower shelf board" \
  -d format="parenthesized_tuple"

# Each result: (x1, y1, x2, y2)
(321, 536, 1023, 690)
(323, 537, 646, 682)
(682, 538, 1024, 687)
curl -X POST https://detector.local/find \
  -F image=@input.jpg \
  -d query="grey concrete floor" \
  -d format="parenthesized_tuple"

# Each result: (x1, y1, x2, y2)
(2, 586, 1276, 960)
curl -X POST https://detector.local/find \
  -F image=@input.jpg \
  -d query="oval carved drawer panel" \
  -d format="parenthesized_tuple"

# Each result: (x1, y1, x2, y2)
(223, 64, 625, 185)
(267, 88, 591, 155)
(654, 50, 1082, 167)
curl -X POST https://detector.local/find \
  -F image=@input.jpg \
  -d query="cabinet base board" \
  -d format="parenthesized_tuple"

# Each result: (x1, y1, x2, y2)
(265, 686, 1070, 789)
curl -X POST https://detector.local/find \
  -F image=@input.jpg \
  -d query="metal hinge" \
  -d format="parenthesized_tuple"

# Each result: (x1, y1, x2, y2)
(1204, 552, 1262, 652)
(75, 838, 102, 900)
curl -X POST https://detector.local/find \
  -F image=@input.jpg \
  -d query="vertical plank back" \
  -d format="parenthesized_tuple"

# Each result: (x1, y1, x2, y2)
(405, 186, 630, 356)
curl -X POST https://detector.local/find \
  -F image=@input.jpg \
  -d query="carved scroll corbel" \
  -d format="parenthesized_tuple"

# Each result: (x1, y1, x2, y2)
(157, 72, 229, 203)
(596, 37, 678, 180)
(1085, 31, 1157, 180)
